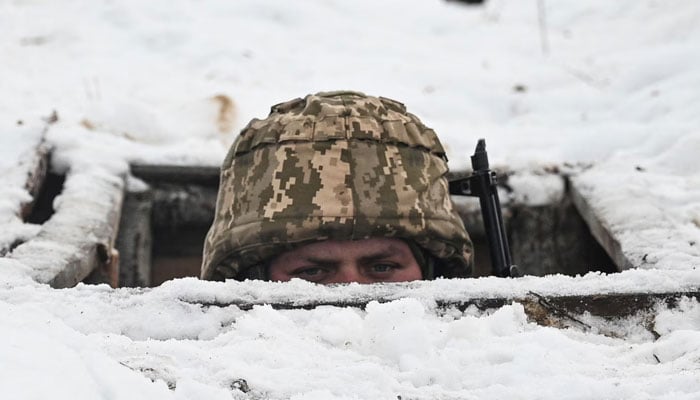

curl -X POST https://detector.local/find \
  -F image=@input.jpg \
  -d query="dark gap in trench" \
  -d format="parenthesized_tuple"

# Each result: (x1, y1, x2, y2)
(151, 226, 209, 286)
(118, 165, 620, 287)
(143, 198, 617, 284)
(26, 172, 65, 225)
(505, 197, 618, 277)
(148, 182, 215, 286)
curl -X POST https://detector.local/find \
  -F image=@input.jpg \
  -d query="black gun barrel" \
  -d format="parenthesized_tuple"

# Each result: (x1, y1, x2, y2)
(472, 140, 512, 277)
(447, 139, 516, 277)
(469, 139, 514, 277)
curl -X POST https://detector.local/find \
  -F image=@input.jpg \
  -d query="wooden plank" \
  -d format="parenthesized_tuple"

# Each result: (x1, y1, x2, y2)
(0, 127, 50, 256)
(569, 181, 634, 271)
(130, 163, 220, 186)
(149, 183, 217, 229)
(115, 187, 153, 287)
(9, 169, 126, 288)
(184, 290, 699, 336)
(19, 138, 51, 220)
(187, 289, 697, 315)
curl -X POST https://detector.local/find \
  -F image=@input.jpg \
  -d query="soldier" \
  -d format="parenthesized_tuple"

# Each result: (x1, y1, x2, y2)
(201, 91, 473, 284)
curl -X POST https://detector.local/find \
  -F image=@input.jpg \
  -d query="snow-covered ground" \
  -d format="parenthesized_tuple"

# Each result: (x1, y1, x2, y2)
(1, 0, 700, 398)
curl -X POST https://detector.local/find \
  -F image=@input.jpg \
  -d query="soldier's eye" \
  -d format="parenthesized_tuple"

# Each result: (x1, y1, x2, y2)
(370, 263, 395, 274)
(292, 267, 327, 281)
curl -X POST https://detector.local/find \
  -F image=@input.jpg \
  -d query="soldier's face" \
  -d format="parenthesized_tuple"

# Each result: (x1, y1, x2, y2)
(268, 238, 423, 284)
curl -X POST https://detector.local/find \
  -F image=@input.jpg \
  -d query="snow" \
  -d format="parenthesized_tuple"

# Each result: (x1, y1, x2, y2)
(1, 0, 700, 398)
(0, 124, 45, 251)
(8, 163, 124, 285)
(505, 171, 565, 206)
(2, 279, 700, 399)
(573, 157, 700, 270)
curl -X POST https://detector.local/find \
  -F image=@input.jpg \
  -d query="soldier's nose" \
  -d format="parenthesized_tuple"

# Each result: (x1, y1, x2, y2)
(331, 265, 370, 284)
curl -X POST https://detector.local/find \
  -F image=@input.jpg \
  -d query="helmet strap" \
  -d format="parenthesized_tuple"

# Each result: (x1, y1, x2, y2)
(403, 239, 435, 280)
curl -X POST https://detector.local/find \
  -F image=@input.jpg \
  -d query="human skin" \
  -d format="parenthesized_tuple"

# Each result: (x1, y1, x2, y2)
(267, 238, 423, 284)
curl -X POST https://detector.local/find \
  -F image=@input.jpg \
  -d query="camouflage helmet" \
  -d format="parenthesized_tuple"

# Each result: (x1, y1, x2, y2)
(201, 90, 473, 281)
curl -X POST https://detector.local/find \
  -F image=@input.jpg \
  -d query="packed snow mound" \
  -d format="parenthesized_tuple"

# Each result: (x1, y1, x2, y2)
(2, 278, 700, 399)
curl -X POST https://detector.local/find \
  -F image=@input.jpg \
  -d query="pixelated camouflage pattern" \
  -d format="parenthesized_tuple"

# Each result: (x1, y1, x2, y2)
(201, 90, 473, 280)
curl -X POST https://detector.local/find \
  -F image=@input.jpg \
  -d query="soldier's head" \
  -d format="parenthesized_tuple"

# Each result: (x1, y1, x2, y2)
(201, 91, 473, 283)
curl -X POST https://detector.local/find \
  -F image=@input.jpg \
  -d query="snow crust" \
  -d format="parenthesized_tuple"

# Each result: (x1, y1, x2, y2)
(2, 0, 700, 398)
(574, 158, 700, 272)
(0, 124, 45, 251)
(2, 276, 700, 399)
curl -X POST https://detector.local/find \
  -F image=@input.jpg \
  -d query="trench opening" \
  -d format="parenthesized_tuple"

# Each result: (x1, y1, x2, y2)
(151, 226, 209, 286)
(25, 172, 65, 225)
(1, 171, 65, 257)
(468, 196, 617, 278)
(115, 165, 619, 288)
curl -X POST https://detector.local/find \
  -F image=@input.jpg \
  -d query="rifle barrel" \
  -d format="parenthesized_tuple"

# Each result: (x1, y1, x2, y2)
(462, 139, 515, 277)
(470, 169, 513, 277)
(447, 139, 516, 277)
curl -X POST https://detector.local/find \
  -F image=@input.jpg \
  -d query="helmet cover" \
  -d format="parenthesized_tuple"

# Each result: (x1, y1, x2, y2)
(201, 90, 473, 280)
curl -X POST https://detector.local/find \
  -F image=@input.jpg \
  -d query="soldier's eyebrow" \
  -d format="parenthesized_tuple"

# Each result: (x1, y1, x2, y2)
(299, 256, 340, 267)
(299, 249, 399, 266)
(357, 250, 398, 264)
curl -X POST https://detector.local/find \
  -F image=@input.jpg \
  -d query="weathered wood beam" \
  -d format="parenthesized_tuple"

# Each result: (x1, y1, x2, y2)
(9, 169, 126, 288)
(0, 126, 51, 257)
(128, 163, 219, 228)
(115, 185, 153, 287)
(149, 183, 217, 229)
(130, 163, 220, 186)
(187, 289, 697, 315)
(19, 138, 51, 220)
(569, 181, 634, 271)
(185, 290, 699, 336)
